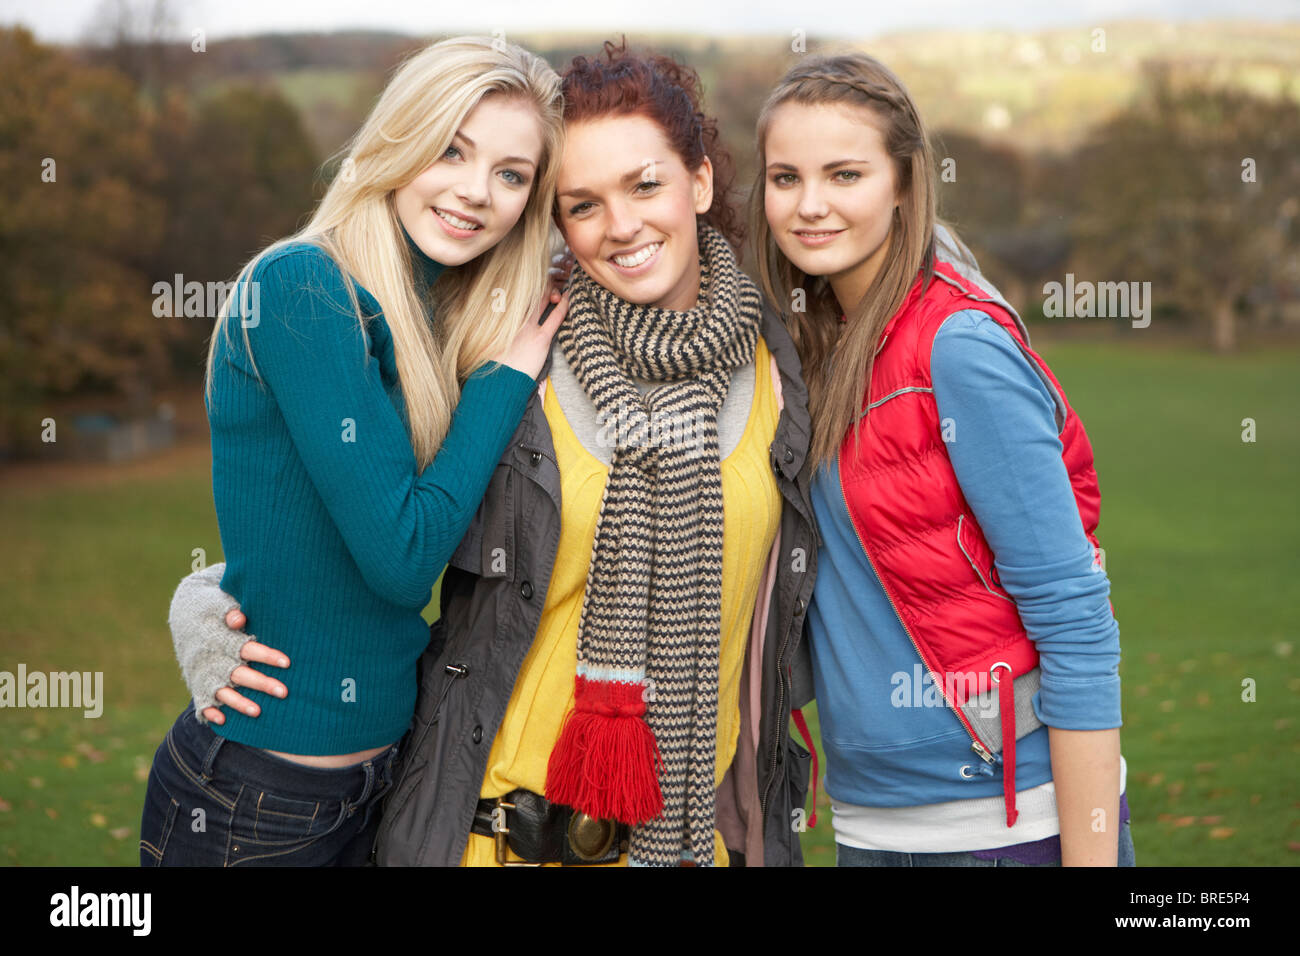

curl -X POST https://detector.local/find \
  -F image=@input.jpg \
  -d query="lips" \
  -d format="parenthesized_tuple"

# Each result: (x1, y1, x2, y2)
(792, 227, 845, 247)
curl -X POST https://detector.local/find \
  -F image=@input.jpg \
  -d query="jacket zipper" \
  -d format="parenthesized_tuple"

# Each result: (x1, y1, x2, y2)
(758, 458, 813, 819)
(836, 459, 995, 767)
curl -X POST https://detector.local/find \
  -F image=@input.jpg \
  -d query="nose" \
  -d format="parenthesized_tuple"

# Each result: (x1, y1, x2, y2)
(454, 165, 492, 207)
(796, 183, 829, 222)
(606, 199, 642, 244)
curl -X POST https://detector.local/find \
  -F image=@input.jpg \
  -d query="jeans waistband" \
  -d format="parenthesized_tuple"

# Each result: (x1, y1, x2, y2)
(170, 703, 400, 804)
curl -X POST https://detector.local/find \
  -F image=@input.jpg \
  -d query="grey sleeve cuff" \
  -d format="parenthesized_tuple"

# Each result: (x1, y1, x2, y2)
(168, 562, 250, 724)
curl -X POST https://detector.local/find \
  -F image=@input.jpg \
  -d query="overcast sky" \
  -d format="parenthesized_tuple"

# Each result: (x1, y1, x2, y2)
(3, 0, 1298, 44)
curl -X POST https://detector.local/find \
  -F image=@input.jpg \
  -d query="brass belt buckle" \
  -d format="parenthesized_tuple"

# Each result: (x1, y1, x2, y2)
(492, 797, 541, 867)
(567, 811, 616, 862)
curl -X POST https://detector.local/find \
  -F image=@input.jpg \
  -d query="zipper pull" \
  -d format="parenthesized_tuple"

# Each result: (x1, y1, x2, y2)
(971, 739, 998, 765)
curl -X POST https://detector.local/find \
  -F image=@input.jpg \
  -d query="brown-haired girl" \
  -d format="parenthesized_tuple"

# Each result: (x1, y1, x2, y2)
(750, 52, 1132, 866)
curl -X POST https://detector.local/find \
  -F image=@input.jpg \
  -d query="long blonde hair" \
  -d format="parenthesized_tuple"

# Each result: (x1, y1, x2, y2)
(206, 36, 564, 468)
(750, 52, 948, 470)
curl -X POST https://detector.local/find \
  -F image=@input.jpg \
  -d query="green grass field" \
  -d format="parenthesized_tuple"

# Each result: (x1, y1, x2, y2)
(2, 339, 1297, 866)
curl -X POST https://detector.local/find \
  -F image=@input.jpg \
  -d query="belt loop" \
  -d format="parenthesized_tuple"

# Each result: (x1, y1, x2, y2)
(385, 742, 399, 776)
(199, 734, 226, 784)
(384, 744, 399, 786)
(355, 755, 377, 807)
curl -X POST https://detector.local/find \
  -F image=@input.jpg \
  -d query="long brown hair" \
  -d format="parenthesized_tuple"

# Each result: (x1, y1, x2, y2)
(749, 53, 942, 469)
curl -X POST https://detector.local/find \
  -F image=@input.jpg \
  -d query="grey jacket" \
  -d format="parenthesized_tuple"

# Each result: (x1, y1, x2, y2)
(375, 301, 820, 866)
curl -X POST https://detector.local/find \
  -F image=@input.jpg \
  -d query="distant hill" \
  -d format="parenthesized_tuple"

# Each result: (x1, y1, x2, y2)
(64, 21, 1300, 156)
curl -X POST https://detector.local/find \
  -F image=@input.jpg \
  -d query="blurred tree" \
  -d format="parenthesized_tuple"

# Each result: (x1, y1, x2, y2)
(79, 0, 192, 102)
(0, 27, 320, 456)
(0, 26, 168, 450)
(933, 129, 1051, 310)
(149, 85, 320, 380)
(154, 85, 318, 279)
(1070, 63, 1300, 350)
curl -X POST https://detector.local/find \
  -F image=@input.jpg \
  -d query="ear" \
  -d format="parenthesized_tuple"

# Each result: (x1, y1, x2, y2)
(693, 156, 714, 215)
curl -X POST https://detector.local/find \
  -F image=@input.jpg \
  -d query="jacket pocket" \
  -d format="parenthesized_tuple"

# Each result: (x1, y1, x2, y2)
(956, 514, 1012, 602)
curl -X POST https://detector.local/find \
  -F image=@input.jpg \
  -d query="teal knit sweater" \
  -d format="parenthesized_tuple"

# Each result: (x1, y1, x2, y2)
(207, 233, 535, 753)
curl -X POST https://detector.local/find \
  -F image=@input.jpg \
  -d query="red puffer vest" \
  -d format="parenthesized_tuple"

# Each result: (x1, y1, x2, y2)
(838, 259, 1103, 826)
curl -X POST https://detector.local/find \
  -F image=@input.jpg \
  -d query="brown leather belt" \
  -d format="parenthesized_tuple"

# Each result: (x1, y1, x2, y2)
(470, 789, 628, 866)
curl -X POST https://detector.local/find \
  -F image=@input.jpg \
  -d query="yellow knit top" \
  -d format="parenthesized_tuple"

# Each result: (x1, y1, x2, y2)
(460, 338, 782, 866)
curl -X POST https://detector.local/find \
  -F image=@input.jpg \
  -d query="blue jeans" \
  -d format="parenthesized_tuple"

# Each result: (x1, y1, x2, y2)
(139, 703, 399, 866)
(836, 818, 1136, 867)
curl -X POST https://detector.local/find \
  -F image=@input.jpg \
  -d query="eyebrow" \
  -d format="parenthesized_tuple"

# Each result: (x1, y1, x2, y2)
(766, 158, 872, 172)
(558, 159, 666, 198)
(452, 130, 537, 169)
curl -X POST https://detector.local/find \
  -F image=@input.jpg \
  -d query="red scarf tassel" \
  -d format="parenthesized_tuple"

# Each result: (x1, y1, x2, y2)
(545, 674, 663, 825)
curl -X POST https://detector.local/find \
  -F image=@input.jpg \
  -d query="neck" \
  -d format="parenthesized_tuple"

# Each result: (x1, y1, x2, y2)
(829, 231, 892, 317)
(653, 251, 703, 312)
(400, 222, 447, 295)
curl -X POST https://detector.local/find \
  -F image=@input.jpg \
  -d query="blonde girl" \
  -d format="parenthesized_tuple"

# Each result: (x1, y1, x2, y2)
(139, 36, 568, 866)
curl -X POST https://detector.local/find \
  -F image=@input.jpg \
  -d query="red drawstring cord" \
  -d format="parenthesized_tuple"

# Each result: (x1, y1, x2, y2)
(791, 708, 819, 828)
(998, 672, 1018, 827)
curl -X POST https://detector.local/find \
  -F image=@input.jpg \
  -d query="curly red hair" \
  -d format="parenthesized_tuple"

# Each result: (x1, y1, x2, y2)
(558, 38, 744, 251)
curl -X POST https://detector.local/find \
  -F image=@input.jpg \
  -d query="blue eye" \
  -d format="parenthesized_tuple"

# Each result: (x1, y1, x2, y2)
(443, 145, 462, 161)
(501, 169, 526, 186)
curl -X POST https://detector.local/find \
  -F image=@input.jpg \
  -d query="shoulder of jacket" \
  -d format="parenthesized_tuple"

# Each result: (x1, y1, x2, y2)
(756, 300, 815, 484)
(759, 300, 801, 378)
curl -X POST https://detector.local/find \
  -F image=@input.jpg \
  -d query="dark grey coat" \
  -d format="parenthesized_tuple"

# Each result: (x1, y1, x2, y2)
(374, 302, 820, 866)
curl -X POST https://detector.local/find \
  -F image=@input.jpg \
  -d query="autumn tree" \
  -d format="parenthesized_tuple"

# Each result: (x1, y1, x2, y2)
(1069, 64, 1300, 350)
(0, 27, 321, 455)
(0, 26, 168, 449)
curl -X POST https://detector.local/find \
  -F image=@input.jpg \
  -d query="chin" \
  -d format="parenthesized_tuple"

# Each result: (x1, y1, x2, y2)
(592, 271, 656, 305)
(782, 246, 848, 279)
(628, 284, 672, 306)
(424, 234, 486, 268)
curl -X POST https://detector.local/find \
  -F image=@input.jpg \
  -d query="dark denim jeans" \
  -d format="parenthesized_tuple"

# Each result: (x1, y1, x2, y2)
(139, 703, 399, 866)
(836, 818, 1136, 867)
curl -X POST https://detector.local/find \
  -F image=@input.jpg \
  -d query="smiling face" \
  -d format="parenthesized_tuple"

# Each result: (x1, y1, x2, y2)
(393, 93, 544, 267)
(762, 101, 900, 314)
(555, 114, 713, 312)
